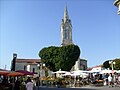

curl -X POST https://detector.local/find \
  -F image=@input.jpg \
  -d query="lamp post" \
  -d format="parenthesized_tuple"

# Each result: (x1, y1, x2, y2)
(109, 61, 116, 70)
(37, 63, 40, 90)
(38, 63, 46, 86)
(43, 64, 49, 87)
(40, 63, 45, 86)
(37, 64, 40, 77)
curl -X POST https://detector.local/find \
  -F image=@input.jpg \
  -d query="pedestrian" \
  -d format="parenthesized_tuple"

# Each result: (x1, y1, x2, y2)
(26, 77, 33, 90)
(103, 73, 107, 86)
(14, 78, 21, 90)
(113, 73, 118, 87)
(118, 75, 120, 88)
(108, 74, 113, 88)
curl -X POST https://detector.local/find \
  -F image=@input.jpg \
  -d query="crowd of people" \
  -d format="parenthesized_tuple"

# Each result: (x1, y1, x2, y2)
(103, 73, 120, 88)
(0, 72, 120, 90)
(70, 72, 120, 87)
(0, 76, 35, 90)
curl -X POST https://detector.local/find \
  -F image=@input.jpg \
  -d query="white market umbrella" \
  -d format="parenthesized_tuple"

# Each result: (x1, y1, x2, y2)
(100, 70, 112, 74)
(63, 72, 72, 76)
(52, 70, 68, 74)
(115, 70, 120, 73)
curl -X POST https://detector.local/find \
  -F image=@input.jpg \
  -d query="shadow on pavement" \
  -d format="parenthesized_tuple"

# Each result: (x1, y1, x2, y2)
(34, 87, 98, 90)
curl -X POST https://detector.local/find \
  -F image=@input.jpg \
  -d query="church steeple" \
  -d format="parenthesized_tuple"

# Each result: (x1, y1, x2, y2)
(64, 6, 69, 23)
(60, 6, 72, 46)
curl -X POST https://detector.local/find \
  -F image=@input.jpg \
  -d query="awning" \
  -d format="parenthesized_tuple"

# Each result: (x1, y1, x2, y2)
(16, 70, 34, 75)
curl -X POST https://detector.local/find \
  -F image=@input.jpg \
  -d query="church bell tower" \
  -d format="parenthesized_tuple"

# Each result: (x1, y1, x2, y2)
(61, 6, 73, 46)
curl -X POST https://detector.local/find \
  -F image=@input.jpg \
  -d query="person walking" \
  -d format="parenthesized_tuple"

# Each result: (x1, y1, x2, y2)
(26, 78, 34, 90)
(14, 78, 21, 90)
(118, 75, 120, 88)
(108, 74, 113, 88)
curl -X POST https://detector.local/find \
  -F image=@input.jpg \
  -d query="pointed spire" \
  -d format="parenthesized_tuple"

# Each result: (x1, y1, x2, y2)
(64, 5, 69, 23)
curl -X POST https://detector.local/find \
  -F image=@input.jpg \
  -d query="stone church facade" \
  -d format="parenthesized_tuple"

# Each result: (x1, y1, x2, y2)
(60, 6, 87, 70)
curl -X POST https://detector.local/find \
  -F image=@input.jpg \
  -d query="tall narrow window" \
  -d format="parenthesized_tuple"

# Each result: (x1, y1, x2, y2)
(64, 29, 67, 39)
(24, 65, 26, 70)
(33, 68, 35, 73)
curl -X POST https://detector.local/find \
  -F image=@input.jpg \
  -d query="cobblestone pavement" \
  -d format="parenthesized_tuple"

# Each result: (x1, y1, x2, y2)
(77, 85, 120, 90)
(34, 85, 120, 90)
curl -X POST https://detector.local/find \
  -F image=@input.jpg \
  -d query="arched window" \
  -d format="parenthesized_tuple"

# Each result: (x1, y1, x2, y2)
(64, 29, 67, 39)
(64, 26, 69, 39)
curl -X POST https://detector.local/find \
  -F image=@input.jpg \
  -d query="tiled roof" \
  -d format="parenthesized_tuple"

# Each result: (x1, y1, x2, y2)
(16, 59, 41, 63)
(87, 65, 103, 70)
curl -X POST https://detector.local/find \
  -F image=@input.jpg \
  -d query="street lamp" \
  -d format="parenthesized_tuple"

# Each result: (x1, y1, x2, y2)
(38, 63, 46, 87)
(42, 64, 49, 87)
(37, 64, 40, 77)
(40, 63, 45, 86)
(109, 61, 116, 70)
(37, 63, 44, 87)
(38, 63, 49, 87)
(37, 63, 40, 90)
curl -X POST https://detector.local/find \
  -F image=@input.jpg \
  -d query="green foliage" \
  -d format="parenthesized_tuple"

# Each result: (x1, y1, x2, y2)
(103, 58, 120, 70)
(39, 44, 80, 71)
(103, 60, 111, 69)
(114, 58, 120, 70)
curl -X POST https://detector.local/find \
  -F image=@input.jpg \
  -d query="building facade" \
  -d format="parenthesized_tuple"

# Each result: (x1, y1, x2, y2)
(87, 65, 103, 72)
(15, 58, 41, 72)
(11, 54, 52, 77)
(79, 59, 87, 70)
(114, 0, 120, 15)
(60, 7, 87, 70)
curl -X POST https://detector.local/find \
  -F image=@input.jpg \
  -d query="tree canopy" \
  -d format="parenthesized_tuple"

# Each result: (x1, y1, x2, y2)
(39, 44, 80, 71)
(103, 60, 111, 69)
(103, 58, 120, 70)
(114, 58, 120, 70)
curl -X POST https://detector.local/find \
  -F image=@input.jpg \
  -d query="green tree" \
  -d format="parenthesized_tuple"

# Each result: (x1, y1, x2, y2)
(103, 60, 111, 69)
(39, 44, 80, 71)
(114, 58, 120, 70)
(103, 58, 120, 70)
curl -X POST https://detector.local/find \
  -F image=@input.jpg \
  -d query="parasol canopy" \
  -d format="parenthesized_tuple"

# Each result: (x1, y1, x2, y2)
(0, 70, 9, 75)
(100, 70, 114, 74)
(16, 70, 34, 75)
(0, 69, 10, 75)
(116, 70, 120, 73)
(63, 72, 72, 76)
(52, 70, 68, 74)
(6, 71, 24, 76)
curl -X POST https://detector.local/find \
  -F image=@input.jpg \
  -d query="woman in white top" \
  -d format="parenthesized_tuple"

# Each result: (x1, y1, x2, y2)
(108, 74, 113, 87)
(26, 78, 34, 90)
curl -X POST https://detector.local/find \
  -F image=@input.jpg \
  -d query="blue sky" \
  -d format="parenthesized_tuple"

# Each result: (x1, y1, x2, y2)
(0, 0, 120, 70)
